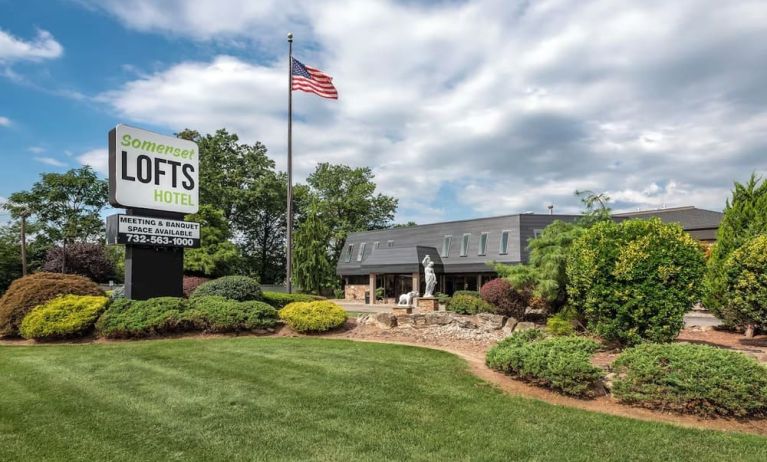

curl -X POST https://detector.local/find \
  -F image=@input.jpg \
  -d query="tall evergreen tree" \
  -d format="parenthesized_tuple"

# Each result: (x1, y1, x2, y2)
(705, 174, 767, 319)
(292, 202, 333, 294)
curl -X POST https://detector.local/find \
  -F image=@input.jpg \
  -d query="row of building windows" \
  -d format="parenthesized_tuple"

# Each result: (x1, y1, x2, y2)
(343, 229, 545, 263)
(442, 230, 509, 258)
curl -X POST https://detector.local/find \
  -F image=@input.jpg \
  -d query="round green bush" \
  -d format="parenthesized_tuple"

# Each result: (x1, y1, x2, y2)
(279, 301, 347, 333)
(486, 331, 602, 397)
(0, 272, 104, 337)
(612, 343, 767, 417)
(447, 293, 494, 315)
(566, 218, 705, 346)
(190, 276, 262, 301)
(262, 291, 325, 309)
(20, 295, 109, 340)
(96, 297, 188, 338)
(722, 235, 767, 332)
(185, 296, 278, 332)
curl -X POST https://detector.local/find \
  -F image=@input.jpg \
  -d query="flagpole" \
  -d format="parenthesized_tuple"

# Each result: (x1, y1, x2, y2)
(286, 32, 294, 294)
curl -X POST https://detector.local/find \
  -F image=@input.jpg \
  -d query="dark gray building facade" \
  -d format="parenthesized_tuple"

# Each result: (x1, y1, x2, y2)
(337, 206, 722, 304)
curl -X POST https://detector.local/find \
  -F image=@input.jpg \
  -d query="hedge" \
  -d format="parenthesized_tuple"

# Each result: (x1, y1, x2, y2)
(0, 272, 104, 337)
(190, 276, 262, 301)
(96, 297, 188, 338)
(567, 218, 705, 346)
(486, 330, 602, 397)
(262, 291, 325, 309)
(447, 293, 494, 315)
(612, 343, 767, 417)
(279, 301, 347, 333)
(19, 295, 109, 340)
(185, 296, 277, 332)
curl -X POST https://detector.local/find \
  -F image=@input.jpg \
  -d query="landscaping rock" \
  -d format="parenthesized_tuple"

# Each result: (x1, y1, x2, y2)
(603, 372, 616, 392)
(514, 322, 538, 332)
(425, 312, 452, 326)
(501, 317, 518, 336)
(475, 313, 506, 331)
(375, 312, 397, 329)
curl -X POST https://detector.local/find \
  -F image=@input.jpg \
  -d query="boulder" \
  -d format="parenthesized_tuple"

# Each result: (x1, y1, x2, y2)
(475, 313, 506, 331)
(425, 312, 452, 326)
(374, 312, 397, 329)
(514, 321, 538, 332)
(501, 317, 519, 335)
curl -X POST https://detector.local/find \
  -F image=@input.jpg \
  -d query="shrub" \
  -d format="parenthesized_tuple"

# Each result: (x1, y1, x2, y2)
(0, 272, 104, 337)
(185, 296, 278, 332)
(183, 276, 211, 298)
(567, 218, 705, 346)
(435, 292, 451, 306)
(191, 276, 262, 301)
(452, 290, 480, 299)
(486, 331, 602, 397)
(262, 291, 325, 309)
(20, 295, 108, 340)
(722, 235, 767, 336)
(109, 286, 125, 300)
(612, 343, 767, 417)
(279, 301, 347, 333)
(447, 293, 494, 315)
(96, 297, 188, 338)
(546, 312, 575, 336)
(480, 278, 529, 319)
(42, 243, 117, 283)
(333, 288, 345, 299)
(704, 174, 767, 318)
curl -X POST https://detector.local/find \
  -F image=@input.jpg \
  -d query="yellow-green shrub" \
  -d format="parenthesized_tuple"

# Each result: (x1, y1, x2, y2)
(279, 301, 347, 333)
(20, 295, 109, 340)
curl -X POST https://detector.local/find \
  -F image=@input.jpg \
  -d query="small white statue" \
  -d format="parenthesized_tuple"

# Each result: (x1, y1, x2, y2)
(422, 255, 437, 298)
(398, 290, 418, 306)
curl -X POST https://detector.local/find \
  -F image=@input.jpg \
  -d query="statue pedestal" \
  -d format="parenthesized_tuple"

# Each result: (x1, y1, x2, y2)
(392, 306, 413, 315)
(417, 297, 439, 312)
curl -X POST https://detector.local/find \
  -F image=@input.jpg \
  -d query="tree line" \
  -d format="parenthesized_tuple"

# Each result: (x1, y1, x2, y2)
(0, 128, 399, 294)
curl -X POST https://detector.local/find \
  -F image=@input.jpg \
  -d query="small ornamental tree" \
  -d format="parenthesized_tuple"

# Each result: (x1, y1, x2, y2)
(705, 174, 767, 320)
(723, 235, 767, 337)
(42, 243, 116, 283)
(567, 218, 705, 346)
(480, 278, 528, 319)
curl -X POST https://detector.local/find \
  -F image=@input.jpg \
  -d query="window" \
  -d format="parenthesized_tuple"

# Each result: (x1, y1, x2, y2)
(499, 230, 510, 255)
(460, 233, 470, 257)
(478, 232, 488, 256)
(357, 242, 366, 261)
(441, 235, 452, 258)
(344, 244, 354, 263)
(373, 241, 380, 249)
(533, 229, 544, 239)
(387, 240, 394, 248)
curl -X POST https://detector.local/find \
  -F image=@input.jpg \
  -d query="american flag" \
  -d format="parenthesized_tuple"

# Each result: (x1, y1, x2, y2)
(291, 57, 338, 99)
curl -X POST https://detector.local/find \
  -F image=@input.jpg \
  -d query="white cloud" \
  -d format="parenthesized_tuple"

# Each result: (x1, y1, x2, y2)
(34, 157, 67, 167)
(77, 149, 109, 175)
(27, 146, 45, 154)
(0, 29, 63, 63)
(0, 116, 10, 127)
(96, 0, 767, 220)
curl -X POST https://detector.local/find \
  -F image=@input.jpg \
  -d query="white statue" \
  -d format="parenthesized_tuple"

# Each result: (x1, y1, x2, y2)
(422, 255, 437, 298)
(398, 290, 418, 306)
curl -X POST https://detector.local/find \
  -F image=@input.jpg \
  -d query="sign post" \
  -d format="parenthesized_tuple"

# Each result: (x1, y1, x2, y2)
(107, 124, 200, 300)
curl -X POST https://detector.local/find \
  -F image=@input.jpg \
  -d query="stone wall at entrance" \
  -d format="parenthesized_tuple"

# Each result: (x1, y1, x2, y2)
(345, 284, 368, 301)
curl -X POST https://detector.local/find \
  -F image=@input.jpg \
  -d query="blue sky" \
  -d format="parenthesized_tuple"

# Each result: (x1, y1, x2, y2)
(2, 0, 766, 224)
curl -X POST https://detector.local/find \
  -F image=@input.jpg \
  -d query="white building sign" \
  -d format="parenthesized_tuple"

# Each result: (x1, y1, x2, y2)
(109, 124, 199, 214)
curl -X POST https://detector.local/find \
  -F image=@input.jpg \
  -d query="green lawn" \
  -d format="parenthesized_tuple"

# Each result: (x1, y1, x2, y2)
(1, 337, 766, 461)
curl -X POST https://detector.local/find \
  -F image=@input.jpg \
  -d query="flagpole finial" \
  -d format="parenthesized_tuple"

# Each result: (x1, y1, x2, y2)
(287, 32, 293, 42)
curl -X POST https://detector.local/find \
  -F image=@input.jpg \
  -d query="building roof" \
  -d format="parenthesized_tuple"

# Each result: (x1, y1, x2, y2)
(337, 206, 723, 276)
(614, 206, 723, 230)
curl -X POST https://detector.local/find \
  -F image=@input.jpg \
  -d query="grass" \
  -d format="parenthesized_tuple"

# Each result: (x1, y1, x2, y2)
(1, 337, 766, 461)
